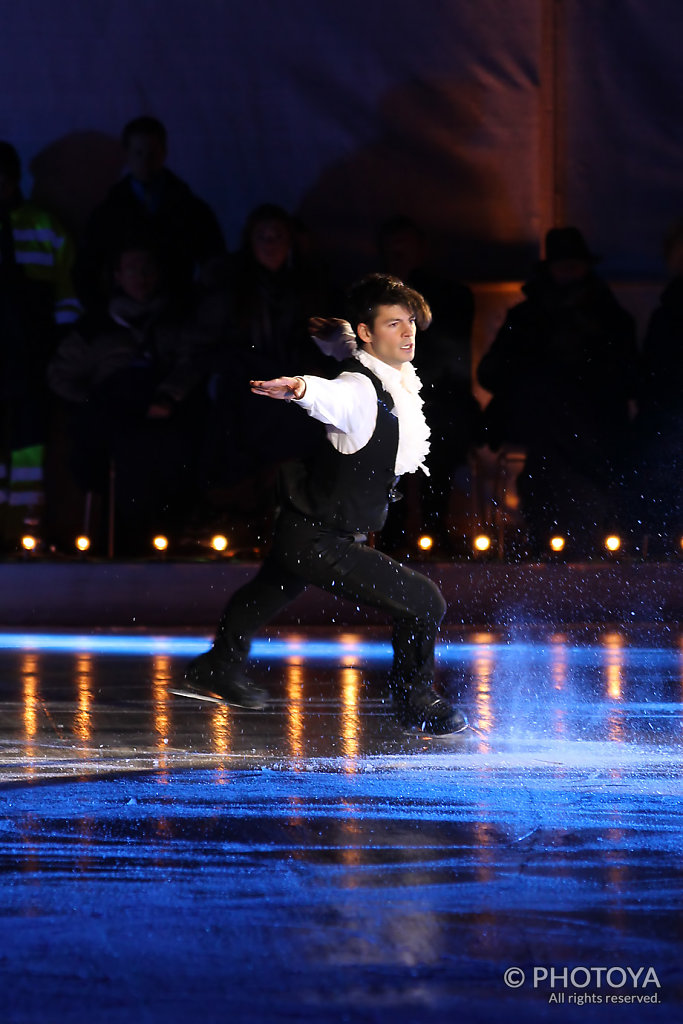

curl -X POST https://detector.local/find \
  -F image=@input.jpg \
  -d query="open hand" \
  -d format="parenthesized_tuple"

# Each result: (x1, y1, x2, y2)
(250, 376, 304, 400)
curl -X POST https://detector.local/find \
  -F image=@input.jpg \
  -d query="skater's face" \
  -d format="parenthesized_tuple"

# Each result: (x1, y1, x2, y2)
(357, 304, 417, 369)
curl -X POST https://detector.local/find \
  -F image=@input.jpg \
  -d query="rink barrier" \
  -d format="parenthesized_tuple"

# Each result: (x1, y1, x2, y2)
(0, 561, 680, 626)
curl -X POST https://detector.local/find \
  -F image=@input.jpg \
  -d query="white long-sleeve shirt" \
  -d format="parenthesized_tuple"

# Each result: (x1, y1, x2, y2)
(296, 349, 430, 476)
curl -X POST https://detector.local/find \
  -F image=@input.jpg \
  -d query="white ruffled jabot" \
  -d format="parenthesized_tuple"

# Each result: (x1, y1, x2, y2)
(353, 348, 430, 476)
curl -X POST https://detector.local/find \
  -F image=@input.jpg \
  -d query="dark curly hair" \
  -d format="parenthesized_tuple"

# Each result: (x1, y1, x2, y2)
(347, 273, 431, 333)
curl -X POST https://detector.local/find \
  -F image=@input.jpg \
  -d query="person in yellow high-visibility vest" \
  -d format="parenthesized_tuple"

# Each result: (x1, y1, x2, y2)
(0, 141, 81, 547)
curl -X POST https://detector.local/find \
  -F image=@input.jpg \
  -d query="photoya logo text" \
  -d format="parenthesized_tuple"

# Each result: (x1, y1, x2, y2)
(504, 965, 661, 990)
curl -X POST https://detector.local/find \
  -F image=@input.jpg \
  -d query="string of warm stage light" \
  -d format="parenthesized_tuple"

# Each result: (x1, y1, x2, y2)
(468, 531, 628, 557)
(20, 533, 232, 556)
(13, 529, 682, 559)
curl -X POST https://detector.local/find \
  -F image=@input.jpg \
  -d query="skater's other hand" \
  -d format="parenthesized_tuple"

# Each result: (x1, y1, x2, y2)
(308, 316, 348, 340)
(308, 317, 357, 362)
(250, 376, 306, 401)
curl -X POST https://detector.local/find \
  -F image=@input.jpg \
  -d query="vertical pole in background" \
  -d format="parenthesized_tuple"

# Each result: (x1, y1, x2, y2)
(539, 0, 567, 242)
(107, 460, 115, 559)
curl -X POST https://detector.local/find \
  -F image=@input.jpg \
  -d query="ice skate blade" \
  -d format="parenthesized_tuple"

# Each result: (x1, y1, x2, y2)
(169, 685, 226, 705)
(399, 718, 470, 737)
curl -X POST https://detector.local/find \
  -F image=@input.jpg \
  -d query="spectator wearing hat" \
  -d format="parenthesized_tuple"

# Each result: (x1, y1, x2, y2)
(477, 227, 638, 555)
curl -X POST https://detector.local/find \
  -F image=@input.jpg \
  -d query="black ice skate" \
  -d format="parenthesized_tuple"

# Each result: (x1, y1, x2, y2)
(170, 651, 269, 709)
(392, 682, 468, 735)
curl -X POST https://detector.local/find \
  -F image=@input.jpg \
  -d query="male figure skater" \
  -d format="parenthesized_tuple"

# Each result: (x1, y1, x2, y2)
(174, 274, 467, 734)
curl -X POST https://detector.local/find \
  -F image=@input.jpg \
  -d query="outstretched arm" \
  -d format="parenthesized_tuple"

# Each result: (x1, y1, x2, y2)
(250, 369, 376, 441)
(250, 376, 307, 401)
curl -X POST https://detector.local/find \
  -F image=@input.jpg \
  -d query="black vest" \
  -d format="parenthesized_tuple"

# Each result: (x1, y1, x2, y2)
(282, 360, 400, 533)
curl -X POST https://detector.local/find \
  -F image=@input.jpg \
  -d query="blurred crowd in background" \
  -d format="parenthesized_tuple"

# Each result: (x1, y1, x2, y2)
(2, 116, 682, 560)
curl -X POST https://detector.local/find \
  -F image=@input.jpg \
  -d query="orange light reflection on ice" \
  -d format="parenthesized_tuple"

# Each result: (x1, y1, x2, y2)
(286, 662, 305, 763)
(151, 655, 172, 776)
(341, 666, 361, 770)
(471, 632, 495, 743)
(73, 652, 93, 743)
(603, 631, 625, 743)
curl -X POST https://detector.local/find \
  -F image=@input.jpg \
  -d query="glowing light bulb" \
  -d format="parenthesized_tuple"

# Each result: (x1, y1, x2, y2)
(75, 536, 91, 552)
(211, 535, 228, 552)
(550, 536, 566, 552)
(604, 535, 621, 553)
(417, 535, 433, 551)
(21, 535, 37, 551)
(473, 534, 491, 552)
(153, 535, 169, 552)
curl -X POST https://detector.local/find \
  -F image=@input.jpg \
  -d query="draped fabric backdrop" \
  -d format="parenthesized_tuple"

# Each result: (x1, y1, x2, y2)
(1, 0, 682, 283)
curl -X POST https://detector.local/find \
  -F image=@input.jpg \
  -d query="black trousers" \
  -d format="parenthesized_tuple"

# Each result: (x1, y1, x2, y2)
(213, 507, 447, 690)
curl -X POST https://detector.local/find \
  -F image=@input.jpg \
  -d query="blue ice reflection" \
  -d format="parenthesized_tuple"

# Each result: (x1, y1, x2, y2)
(3, 631, 683, 667)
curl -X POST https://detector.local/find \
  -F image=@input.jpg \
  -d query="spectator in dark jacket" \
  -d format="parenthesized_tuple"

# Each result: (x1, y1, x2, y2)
(205, 204, 332, 494)
(76, 116, 225, 313)
(477, 227, 638, 555)
(49, 241, 218, 554)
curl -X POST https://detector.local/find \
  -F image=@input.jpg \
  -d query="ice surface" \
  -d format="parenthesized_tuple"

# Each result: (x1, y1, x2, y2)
(0, 626, 680, 1022)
